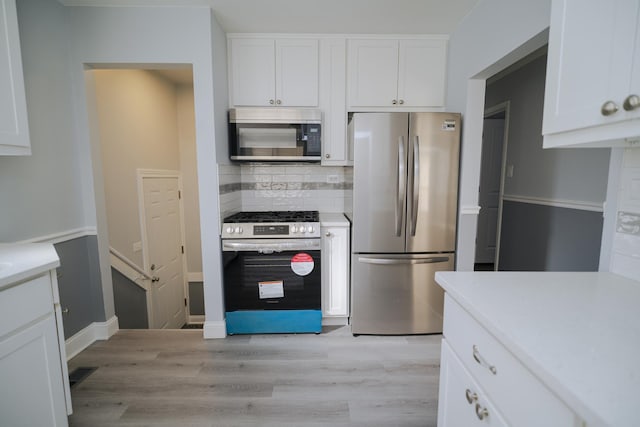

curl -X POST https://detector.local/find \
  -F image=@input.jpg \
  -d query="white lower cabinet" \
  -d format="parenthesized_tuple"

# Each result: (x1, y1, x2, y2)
(438, 341, 508, 427)
(320, 215, 350, 323)
(439, 295, 583, 427)
(0, 269, 71, 426)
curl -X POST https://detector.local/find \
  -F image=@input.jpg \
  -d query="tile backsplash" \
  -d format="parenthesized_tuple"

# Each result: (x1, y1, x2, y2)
(611, 149, 640, 281)
(218, 163, 353, 221)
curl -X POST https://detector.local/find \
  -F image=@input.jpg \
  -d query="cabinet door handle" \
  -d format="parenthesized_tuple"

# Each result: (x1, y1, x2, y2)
(392, 99, 397, 105)
(269, 99, 275, 105)
(472, 345, 497, 375)
(398, 99, 404, 105)
(325, 153, 331, 159)
(623, 94, 640, 111)
(475, 403, 489, 420)
(276, 99, 282, 105)
(601, 100, 619, 116)
(465, 388, 477, 404)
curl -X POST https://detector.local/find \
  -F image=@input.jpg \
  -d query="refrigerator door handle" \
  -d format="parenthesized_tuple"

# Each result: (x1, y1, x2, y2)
(358, 256, 450, 265)
(409, 135, 420, 236)
(396, 136, 406, 236)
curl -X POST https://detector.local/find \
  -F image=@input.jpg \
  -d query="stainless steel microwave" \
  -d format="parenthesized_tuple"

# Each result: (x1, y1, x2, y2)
(228, 108, 322, 162)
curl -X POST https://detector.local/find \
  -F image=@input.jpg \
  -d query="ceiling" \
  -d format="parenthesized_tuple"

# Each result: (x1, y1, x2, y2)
(60, 0, 480, 35)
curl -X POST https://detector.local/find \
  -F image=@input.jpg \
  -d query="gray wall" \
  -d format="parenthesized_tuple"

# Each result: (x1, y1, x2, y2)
(54, 236, 106, 338)
(483, 52, 609, 271)
(499, 201, 602, 271)
(111, 268, 148, 329)
(189, 282, 205, 316)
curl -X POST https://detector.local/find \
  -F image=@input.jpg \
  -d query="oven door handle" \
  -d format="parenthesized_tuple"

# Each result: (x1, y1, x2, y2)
(223, 240, 321, 252)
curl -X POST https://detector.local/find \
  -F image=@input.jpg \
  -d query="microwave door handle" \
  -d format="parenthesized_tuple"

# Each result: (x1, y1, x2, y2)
(396, 136, 406, 237)
(410, 135, 420, 236)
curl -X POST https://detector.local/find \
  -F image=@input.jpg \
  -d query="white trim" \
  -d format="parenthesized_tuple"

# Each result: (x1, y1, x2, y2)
(322, 316, 349, 326)
(203, 320, 227, 339)
(65, 316, 119, 361)
(502, 195, 604, 212)
(460, 205, 481, 215)
(17, 227, 97, 245)
(188, 315, 205, 324)
(187, 272, 203, 282)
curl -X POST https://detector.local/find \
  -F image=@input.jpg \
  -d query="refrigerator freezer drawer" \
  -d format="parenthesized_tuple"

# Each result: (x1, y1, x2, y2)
(350, 253, 454, 335)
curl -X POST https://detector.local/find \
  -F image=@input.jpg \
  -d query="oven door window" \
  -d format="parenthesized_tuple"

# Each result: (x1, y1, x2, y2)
(223, 250, 321, 311)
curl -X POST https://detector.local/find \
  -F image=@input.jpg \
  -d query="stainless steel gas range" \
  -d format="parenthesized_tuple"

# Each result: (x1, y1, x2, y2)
(221, 211, 322, 335)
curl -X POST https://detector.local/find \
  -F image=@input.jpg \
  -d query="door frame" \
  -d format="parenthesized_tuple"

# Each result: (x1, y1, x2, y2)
(137, 168, 189, 328)
(482, 101, 510, 270)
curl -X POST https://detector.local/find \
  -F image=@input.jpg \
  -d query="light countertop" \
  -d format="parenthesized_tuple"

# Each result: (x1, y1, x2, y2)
(435, 271, 640, 427)
(319, 213, 350, 227)
(0, 243, 60, 290)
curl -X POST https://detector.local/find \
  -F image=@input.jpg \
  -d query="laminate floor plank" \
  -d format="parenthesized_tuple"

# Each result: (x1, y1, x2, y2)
(67, 327, 441, 426)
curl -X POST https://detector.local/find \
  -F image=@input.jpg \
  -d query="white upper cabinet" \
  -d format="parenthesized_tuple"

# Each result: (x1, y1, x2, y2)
(0, 0, 31, 155)
(348, 38, 447, 109)
(228, 36, 319, 107)
(543, 0, 640, 148)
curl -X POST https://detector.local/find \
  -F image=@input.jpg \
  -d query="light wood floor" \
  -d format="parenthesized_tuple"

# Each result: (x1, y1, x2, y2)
(68, 326, 442, 427)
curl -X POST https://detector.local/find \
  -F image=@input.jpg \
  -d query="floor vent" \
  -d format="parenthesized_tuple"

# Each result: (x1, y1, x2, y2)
(181, 323, 203, 329)
(69, 367, 97, 388)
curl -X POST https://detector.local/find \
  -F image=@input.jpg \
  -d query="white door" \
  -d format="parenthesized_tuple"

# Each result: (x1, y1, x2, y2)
(276, 39, 319, 106)
(348, 39, 399, 107)
(142, 176, 186, 329)
(475, 117, 505, 265)
(229, 38, 276, 106)
(397, 39, 447, 107)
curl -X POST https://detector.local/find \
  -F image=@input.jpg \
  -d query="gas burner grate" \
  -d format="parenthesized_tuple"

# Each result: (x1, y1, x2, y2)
(224, 211, 319, 223)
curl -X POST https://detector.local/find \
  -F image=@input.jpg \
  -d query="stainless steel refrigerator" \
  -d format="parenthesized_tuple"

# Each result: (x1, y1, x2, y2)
(350, 112, 460, 335)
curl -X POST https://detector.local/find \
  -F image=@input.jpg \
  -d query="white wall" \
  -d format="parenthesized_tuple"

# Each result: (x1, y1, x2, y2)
(93, 69, 181, 267)
(176, 85, 203, 275)
(446, 0, 552, 270)
(67, 5, 226, 336)
(0, 0, 85, 242)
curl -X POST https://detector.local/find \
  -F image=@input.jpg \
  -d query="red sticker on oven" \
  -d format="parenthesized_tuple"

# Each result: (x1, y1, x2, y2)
(291, 252, 314, 276)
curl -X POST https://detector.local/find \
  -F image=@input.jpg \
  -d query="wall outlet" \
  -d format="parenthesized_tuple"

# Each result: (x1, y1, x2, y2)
(506, 164, 514, 178)
(326, 175, 340, 184)
(133, 241, 142, 252)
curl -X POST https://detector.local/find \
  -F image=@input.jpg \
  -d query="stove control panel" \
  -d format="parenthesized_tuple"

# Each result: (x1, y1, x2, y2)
(221, 222, 320, 239)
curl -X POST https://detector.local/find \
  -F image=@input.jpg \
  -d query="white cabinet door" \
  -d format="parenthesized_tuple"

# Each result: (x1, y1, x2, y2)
(348, 39, 399, 107)
(229, 37, 319, 107)
(0, 315, 69, 426)
(276, 39, 319, 107)
(543, 0, 640, 147)
(229, 38, 276, 106)
(438, 341, 508, 427)
(319, 38, 350, 165)
(0, 0, 30, 155)
(321, 224, 350, 318)
(398, 39, 447, 107)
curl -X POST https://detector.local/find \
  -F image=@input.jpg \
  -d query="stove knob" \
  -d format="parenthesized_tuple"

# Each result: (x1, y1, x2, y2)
(226, 227, 233, 234)
(291, 225, 298, 233)
(308, 226, 315, 233)
(235, 226, 242, 234)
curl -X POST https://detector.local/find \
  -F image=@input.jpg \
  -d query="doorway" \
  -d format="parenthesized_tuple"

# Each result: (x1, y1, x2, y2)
(87, 66, 202, 329)
(475, 103, 509, 271)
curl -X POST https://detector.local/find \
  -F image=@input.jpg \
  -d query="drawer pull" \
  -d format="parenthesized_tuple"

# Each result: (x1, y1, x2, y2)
(475, 403, 489, 420)
(465, 388, 477, 404)
(472, 345, 497, 375)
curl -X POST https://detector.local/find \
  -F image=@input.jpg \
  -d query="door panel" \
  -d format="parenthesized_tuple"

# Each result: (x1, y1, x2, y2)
(406, 113, 460, 252)
(350, 253, 454, 334)
(352, 113, 409, 253)
(143, 176, 186, 329)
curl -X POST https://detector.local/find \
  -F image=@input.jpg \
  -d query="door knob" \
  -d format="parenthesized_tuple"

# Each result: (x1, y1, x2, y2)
(601, 100, 619, 116)
(152, 276, 160, 282)
(623, 94, 640, 111)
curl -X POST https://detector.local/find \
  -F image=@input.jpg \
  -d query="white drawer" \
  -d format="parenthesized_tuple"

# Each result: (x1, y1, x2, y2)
(443, 294, 580, 427)
(0, 274, 54, 339)
(438, 340, 508, 427)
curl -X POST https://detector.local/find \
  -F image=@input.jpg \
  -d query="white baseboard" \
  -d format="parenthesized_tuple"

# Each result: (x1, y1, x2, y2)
(203, 320, 227, 339)
(322, 316, 349, 326)
(187, 272, 203, 282)
(188, 315, 205, 324)
(65, 316, 119, 360)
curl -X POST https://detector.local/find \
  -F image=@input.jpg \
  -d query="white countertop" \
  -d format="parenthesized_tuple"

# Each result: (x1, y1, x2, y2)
(319, 213, 350, 227)
(435, 272, 640, 427)
(0, 243, 60, 290)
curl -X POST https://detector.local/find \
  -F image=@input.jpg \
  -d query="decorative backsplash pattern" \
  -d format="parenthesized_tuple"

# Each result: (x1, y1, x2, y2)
(218, 163, 353, 222)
